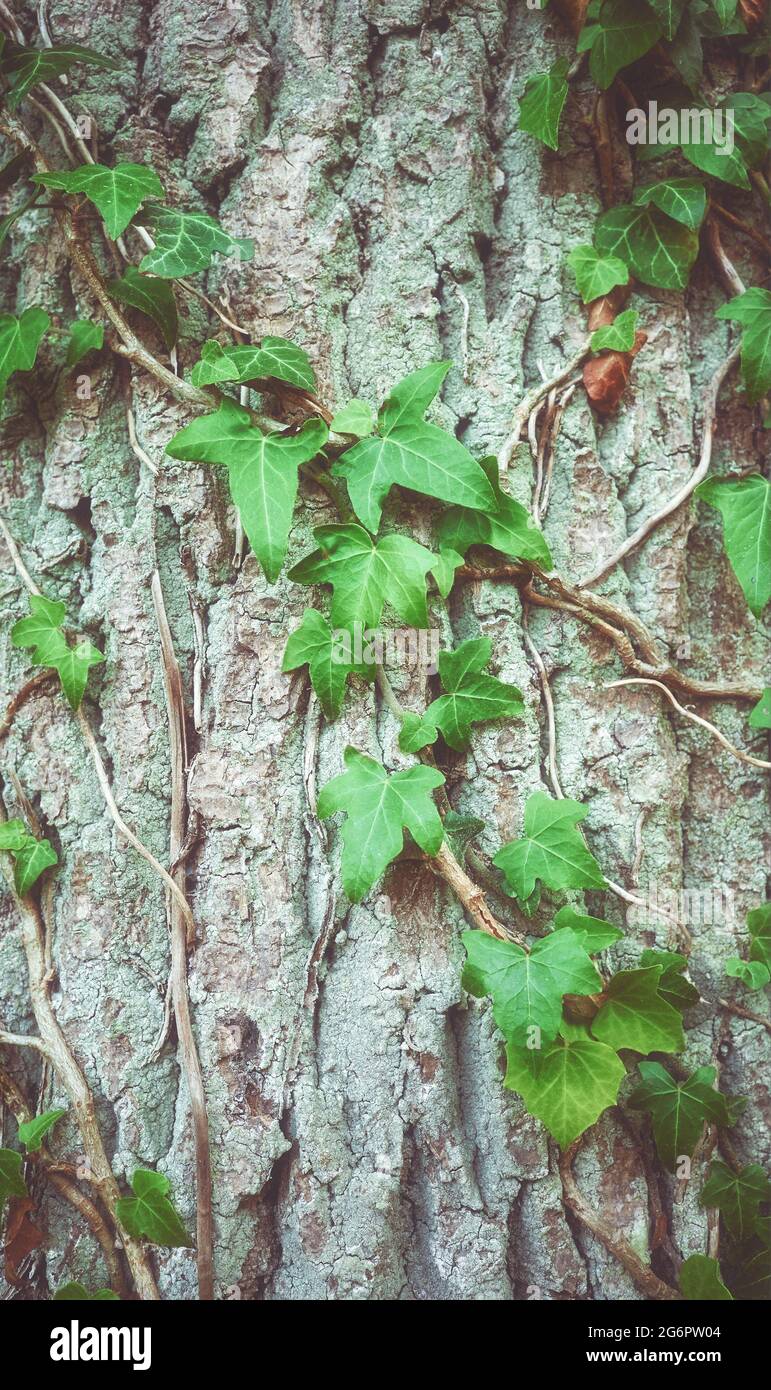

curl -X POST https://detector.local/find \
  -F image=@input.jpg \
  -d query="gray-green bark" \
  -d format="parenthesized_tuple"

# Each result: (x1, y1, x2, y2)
(0, 0, 768, 1301)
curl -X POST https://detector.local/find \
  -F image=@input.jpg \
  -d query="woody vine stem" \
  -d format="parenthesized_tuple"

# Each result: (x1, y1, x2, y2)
(0, 0, 769, 1303)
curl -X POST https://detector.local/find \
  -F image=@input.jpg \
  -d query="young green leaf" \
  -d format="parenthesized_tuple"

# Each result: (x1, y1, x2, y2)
(409, 637, 524, 752)
(437, 456, 552, 569)
(517, 59, 570, 152)
(17, 1109, 66, 1153)
(629, 1061, 745, 1170)
(638, 948, 700, 1010)
(53, 1282, 119, 1301)
(289, 523, 436, 630)
(0, 1149, 27, 1212)
(0, 306, 49, 403)
(553, 905, 623, 953)
(139, 204, 254, 278)
(702, 1160, 771, 1238)
(0, 818, 58, 896)
(107, 268, 178, 350)
(33, 163, 163, 240)
(749, 688, 771, 729)
(330, 399, 375, 437)
(430, 547, 464, 600)
(725, 957, 770, 990)
(0, 44, 119, 109)
(190, 337, 315, 391)
(577, 0, 664, 89)
(65, 320, 104, 368)
(632, 177, 707, 230)
(747, 902, 771, 971)
(116, 1169, 192, 1247)
(283, 609, 370, 720)
(166, 398, 328, 582)
(695, 474, 771, 617)
(595, 203, 699, 290)
(463, 928, 600, 1048)
(12, 593, 104, 709)
(590, 308, 638, 352)
(591, 966, 685, 1054)
(679, 1254, 733, 1300)
(567, 245, 629, 304)
(493, 792, 607, 900)
(715, 288, 771, 404)
(332, 363, 495, 533)
(318, 748, 444, 901)
(504, 1033, 625, 1146)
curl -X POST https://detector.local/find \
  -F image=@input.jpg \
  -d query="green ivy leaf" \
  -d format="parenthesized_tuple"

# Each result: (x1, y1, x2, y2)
(443, 811, 486, 861)
(317, 747, 445, 902)
(517, 58, 570, 152)
(398, 711, 439, 754)
(668, 6, 704, 94)
(115, 1169, 192, 1247)
(437, 455, 552, 569)
(504, 1034, 625, 1146)
(748, 902, 771, 971)
(289, 522, 435, 629)
(53, 1282, 119, 1301)
(0, 1148, 27, 1213)
(715, 288, 771, 404)
(107, 268, 178, 350)
(493, 793, 607, 901)
(590, 308, 638, 352)
(577, 0, 664, 90)
(430, 547, 464, 599)
(595, 203, 699, 290)
(709, 0, 739, 25)
(190, 337, 315, 391)
(725, 957, 770, 990)
(553, 905, 623, 953)
(463, 928, 600, 1048)
(702, 1160, 771, 1238)
(0, 306, 49, 403)
(592, 967, 685, 1053)
(749, 688, 771, 729)
(166, 398, 328, 582)
(695, 475, 771, 617)
(679, 1254, 733, 1300)
(0, 818, 58, 895)
(33, 163, 163, 240)
(283, 609, 370, 720)
(727, 1217, 771, 1300)
(0, 44, 119, 109)
(410, 637, 524, 752)
(725, 92, 771, 169)
(567, 245, 629, 304)
(330, 399, 375, 437)
(647, 0, 688, 40)
(11, 592, 104, 709)
(17, 1109, 67, 1153)
(632, 177, 707, 230)
(139, 204, 254, 278)
(639, 948, 700, 1010)
(332, 363, 495, 533)
(65, 320, 103, 368)
(630, 1061, 745, 1170)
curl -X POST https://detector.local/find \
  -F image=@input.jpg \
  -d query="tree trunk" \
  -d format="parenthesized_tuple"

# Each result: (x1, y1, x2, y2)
(0, 0, 768, 1302)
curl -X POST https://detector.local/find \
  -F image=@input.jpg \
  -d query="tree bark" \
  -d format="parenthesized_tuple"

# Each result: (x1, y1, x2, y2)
(0, 0, 768, 1301)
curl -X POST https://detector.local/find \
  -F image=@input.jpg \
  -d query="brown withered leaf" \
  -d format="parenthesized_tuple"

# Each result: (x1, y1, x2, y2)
(4, 1196, 44, 1285)
(587, 283, 632, 332)
(739, 0, 764, 30)
(552, 0, 590, 34)
(583, 330, 648, 416)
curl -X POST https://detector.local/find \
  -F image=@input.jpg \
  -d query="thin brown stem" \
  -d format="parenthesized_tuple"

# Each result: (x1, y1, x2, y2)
(150, 571, 214, 1301)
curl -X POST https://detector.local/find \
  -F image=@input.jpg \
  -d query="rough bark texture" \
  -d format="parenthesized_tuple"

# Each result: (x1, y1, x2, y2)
(0, 0, 768, 1301)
